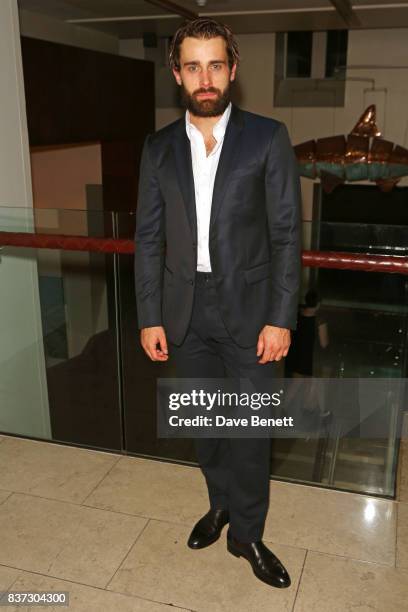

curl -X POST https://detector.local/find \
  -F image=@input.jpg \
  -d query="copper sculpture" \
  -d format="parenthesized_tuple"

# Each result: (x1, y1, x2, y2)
(294, 105, 408, 193)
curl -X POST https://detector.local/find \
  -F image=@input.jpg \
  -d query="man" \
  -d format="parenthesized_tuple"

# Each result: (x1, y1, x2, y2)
(134, 18, 301, 589)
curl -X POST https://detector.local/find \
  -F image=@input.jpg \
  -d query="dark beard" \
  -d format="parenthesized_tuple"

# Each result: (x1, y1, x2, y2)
(180, 83, 231, 117)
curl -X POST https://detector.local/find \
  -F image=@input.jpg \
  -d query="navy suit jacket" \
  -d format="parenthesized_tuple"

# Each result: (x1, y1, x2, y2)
(134, 103, 302, 347)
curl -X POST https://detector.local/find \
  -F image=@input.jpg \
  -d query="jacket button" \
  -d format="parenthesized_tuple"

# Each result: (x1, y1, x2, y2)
(189, 279, 194, 285)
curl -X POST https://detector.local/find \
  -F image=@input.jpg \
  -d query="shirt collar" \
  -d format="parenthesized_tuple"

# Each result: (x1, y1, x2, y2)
(185, 102, 232, 142)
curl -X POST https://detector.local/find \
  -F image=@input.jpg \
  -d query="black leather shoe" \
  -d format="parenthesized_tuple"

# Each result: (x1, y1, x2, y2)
(227, 529, 291, 588)
(187, 508, 229, 549)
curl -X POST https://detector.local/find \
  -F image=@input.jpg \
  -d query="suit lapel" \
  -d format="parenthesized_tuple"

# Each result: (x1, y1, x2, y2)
(210, 104, 244, 231)
(172, 120, 197, 243)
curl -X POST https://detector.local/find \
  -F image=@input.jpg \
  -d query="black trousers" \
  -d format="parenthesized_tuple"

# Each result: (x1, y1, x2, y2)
(169, 271, 275, 542)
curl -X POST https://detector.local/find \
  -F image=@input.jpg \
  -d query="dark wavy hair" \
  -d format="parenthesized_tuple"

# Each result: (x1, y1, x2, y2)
(168, 17, 240, 72)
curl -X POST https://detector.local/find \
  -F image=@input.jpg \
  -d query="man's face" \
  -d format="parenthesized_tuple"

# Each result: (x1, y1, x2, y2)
(172, 36, 237, 117)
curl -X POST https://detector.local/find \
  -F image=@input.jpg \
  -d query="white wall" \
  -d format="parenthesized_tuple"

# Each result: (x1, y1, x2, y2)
(0, 0, 51, 437)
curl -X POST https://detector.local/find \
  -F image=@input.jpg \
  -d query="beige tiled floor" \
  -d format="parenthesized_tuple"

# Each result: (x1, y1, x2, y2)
(83, 456, 208, 524)
(396, 501, 408, 571)
(398, 439, 408, 503)
(0, 434, 406, 612)
(0, 489, 11, 504)
(0, 437, 120, 503)
(4, 572, 187, 611)
(107, 519, 306, 611)
(0, 493, 147, 587)
(293, 551, 408, 612)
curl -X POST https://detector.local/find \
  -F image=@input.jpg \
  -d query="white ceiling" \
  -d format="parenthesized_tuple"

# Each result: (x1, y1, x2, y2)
(17, 0, 408, 37)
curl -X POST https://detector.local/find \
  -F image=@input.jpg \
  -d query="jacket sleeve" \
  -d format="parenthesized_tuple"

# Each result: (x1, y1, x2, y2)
(134, 134, 165, 329)
(264, 122, 302, 330)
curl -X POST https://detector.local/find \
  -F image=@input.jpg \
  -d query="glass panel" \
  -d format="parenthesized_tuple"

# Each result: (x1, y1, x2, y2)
(274, 218, 406, 496)
(0, 206, 122, 450)
(0, 209, 404, 497)
(276, 273, 407, 496)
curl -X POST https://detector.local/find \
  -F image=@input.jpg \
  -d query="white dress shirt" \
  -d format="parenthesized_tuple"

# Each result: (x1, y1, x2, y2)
(185, 102, 232, 272)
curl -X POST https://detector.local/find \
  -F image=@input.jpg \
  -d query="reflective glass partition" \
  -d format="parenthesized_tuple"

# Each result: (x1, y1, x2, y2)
(0, 206, 122, 450)
(271, 268, 407, 496)
(0, 207, 406, 498)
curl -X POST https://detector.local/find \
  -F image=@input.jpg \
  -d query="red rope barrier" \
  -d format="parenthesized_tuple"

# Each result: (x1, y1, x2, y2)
(302, 250, 408, 274)
(0, 231, 407, 274)
(0, 231, 134, 254)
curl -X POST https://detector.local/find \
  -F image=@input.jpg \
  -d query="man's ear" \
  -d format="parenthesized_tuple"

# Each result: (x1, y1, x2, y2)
(172, 68, 182, 86)
(230, 62, 237, 82)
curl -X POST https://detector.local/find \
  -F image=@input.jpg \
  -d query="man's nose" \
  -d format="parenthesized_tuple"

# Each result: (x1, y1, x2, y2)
(199, 69, 212, 87)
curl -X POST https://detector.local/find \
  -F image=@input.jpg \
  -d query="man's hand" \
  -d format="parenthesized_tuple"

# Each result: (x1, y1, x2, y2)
(140, 326, 168, 361)
(257, 325, 291, 364)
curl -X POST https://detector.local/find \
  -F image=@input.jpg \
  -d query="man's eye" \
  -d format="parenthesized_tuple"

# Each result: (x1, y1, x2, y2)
(188, 66, 198, 72)
(211, 64, 222, 70)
